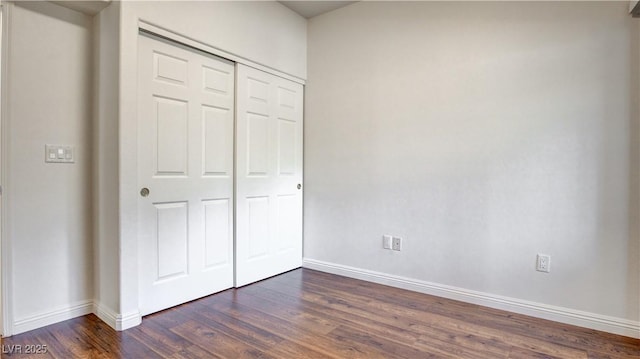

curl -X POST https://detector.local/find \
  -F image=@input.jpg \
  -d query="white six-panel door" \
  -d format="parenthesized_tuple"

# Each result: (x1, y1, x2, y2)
(235, 64, 304, 287)
(137, 34, 235, 315)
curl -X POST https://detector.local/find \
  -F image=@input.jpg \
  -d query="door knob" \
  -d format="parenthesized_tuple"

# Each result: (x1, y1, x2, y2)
(140, 187, 150, 197)
(297, 184, 302, 190)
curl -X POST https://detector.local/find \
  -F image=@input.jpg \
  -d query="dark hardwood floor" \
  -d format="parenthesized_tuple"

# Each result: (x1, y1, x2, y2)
(1, 269, 638, 358)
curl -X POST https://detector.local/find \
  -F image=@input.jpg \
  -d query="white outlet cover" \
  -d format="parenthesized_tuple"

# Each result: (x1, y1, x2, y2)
(536, 254, 551, 273)
(392, 236, 402, 251)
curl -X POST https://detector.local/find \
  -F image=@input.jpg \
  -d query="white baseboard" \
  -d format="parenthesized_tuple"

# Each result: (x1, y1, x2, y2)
(10, 301, 142, 336)
(12, 300, 94, 335)
(94, 302, 142, 331)
(303, 258, 640, 339)
(118, 311, 142, 331)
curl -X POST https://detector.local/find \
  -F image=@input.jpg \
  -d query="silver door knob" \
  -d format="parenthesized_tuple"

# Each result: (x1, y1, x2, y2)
(140, 187, 150, 197)
(297, 184, 302, 190)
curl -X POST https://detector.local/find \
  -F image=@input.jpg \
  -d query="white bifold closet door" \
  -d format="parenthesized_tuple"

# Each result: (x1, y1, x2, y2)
(235, 64, 304, 287)
(137, 34, 235, 316)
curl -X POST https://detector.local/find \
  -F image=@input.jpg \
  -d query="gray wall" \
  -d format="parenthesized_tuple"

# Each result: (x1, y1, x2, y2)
(305, 1, 639, 327)
(7, 1, 93, 333)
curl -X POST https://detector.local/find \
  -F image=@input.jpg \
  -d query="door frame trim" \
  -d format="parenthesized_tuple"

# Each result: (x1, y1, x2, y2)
(0, 0, 13, 337)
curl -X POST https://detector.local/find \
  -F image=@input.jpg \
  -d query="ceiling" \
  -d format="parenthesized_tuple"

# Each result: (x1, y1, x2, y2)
(279, 1, 357, 19)
(52, 1, 354, 19)
(51, 0, 111, 15)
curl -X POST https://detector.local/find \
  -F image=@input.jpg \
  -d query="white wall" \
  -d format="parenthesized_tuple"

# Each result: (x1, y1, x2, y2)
(6, 1, 93, 334)
(126, 1, 307, 80)
(93, 0, 121, 327)
(305, 1, 639, 336)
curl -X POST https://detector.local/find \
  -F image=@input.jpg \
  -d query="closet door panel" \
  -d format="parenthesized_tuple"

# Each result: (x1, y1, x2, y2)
(138, 34, 235, 316)
(235, 64, 303, 287)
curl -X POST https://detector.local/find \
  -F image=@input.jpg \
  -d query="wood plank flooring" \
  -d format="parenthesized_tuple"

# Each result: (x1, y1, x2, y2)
(1, 269, 638, 358)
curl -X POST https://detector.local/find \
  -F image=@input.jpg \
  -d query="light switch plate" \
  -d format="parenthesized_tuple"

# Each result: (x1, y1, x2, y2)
(45, 145, 75, 163)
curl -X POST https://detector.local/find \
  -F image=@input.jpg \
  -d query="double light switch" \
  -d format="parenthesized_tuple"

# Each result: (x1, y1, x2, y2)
(45, 145, 75, 163)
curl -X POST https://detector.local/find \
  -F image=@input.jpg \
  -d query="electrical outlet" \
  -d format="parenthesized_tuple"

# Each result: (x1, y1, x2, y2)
(392, 237, 402, 251)
(382, 235, 392, 249)
(536, 254, 550, 273)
